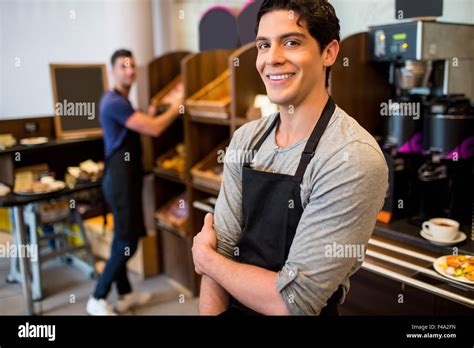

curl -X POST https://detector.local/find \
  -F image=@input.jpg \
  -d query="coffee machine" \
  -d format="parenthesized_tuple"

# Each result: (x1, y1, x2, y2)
(418, 96, 474, 225)
(368, 21, 474, 227)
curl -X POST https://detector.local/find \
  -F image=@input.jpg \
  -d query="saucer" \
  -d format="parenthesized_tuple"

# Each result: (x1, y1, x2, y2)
(420, 229, 467, 246)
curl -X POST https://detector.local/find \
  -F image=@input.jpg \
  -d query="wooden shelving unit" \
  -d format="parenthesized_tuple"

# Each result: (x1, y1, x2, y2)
(229, 43, 266, 133)
(148, 44, 267, 295)
(146, 51, 190, 289)
(153, 167, 184, 185)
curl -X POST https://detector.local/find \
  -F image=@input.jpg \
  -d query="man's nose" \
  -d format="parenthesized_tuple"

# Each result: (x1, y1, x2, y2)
(267, 44, 285, 66)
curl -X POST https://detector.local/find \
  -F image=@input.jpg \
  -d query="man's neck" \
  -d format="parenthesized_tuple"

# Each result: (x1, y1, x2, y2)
(276, 88, 329, 148)
(115, 84, 130, 97)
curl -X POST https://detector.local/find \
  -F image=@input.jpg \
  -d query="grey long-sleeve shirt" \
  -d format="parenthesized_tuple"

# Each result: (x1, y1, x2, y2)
(214, 105, 388, 315)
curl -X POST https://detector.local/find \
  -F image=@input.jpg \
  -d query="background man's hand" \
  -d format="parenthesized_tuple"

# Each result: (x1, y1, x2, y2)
(167, 97, 183, 116)
(147, 103, 158, 116)
(192, 213, 217, 274)
(163, 83, 184, 116)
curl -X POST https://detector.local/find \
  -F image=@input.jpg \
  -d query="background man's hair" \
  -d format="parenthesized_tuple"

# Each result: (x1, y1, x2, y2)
(111, 49, 133, 67)
(256, 0, 340, 87)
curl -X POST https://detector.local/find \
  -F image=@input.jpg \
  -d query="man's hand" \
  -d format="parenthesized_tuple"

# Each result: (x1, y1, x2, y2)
(192, 213, 289, 315)
(147, 103, 158, 116)
(167, 96, 183, 116)
(192, 213, 217, 275)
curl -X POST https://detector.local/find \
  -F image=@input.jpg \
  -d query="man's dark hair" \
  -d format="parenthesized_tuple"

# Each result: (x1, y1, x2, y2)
(111, 49, 133, 67)
(256, 0, 340, 87)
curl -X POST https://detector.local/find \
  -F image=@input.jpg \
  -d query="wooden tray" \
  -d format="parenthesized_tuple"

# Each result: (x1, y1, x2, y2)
(150, 76, 182, 106)
(155, 144, 186, 181)
(155, 194, 188, 235)
(186, 70, 231, 119)
(191, 141, 228, 193)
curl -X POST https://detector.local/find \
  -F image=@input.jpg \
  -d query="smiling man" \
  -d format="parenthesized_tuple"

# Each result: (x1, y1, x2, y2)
(192, 0, 388, 315)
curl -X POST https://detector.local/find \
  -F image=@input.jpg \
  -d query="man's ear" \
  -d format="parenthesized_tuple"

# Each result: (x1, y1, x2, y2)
(322, 39, 340, 68)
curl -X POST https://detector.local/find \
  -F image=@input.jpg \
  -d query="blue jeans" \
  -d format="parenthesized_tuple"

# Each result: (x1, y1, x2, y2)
(93, 172, 138, 299)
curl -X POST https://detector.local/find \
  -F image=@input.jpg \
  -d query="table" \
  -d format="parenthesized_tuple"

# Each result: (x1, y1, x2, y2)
(0, 181, 102, 315)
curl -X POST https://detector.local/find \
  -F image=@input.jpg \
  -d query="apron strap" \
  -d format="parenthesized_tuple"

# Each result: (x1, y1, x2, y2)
(293, 97, 336, 183)
(244, 97, 336, 177)
(244, 113, 280, 166)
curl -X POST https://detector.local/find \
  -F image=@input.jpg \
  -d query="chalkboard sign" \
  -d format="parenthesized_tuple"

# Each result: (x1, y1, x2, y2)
(50, 64, 108, 139)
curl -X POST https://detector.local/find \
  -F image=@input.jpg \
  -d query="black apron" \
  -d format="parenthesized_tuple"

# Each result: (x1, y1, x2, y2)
(103, 104, 146, 242)
(223, 97, 343, 316)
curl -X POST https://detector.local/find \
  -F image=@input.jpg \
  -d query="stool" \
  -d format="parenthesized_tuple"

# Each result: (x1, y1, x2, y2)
(7, 201, 97, 301)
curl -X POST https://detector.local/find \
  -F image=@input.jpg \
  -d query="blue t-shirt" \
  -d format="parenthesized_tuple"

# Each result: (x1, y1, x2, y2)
(99, 89, 135, 158)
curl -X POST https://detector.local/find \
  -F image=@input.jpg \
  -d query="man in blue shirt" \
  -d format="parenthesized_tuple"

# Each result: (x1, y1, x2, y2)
(87, 49, 181, 315)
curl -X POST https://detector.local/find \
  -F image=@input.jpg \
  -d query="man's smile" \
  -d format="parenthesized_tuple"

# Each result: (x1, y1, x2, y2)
(266, 72, 296, 85)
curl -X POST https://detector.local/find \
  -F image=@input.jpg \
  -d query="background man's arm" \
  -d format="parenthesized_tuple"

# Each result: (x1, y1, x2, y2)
(125, 102, 181, 137)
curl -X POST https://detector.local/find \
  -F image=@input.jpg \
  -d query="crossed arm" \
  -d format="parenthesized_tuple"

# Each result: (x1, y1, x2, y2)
(192, 214, 289, 315)
(191, 126, 389, 316)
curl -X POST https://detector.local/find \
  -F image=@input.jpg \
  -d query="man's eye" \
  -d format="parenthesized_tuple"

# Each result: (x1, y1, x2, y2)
(285, 40, 299, 47)
(257, 42, 270, 50)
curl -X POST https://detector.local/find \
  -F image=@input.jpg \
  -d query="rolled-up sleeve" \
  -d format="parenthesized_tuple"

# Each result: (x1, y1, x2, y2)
(276, 142, 388, 315)
(213, 128, 245, 259)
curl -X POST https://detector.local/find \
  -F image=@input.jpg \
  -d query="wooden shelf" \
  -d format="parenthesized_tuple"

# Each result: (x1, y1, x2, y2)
(189, 115, 247, 127)
(229, 43, 266, 133)
(192, 198, 216, 214)
(189, 114, 230, 125)
(192, 182, 220, 196)
(0, 136, 103, 156)
(186, 69, 231, 118)
(77, 202, 109, 220)
(155, 217, 188, 239)
(153, 167, 185, 185)
(147, 45, 266, 295)
(149, 51, 190, 100)
(190, 140, 225, 195)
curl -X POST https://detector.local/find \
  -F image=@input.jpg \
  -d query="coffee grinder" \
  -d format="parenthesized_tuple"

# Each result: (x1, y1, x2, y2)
(369, 21, 474, 227)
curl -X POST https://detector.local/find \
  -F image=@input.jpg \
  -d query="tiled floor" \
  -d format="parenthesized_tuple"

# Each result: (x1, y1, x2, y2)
(0, 233, 199, 315)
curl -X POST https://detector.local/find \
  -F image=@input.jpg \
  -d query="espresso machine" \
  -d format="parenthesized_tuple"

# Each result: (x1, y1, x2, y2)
(369, 21, 474, 227)
(419, 96, 474, 225)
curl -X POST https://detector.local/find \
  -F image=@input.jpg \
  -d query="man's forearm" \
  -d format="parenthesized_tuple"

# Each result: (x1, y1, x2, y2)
(203, 251, 289, 315)
(125, 106, 180, 137)
(198, 275, 230, 315)
(152, 107, 179, 136)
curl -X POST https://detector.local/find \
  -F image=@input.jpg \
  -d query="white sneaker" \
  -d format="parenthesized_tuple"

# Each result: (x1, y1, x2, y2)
(86, 296, 117, 316)
(115, 291, 153, 313)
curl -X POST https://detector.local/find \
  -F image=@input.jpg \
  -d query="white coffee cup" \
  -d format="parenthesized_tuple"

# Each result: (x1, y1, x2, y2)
(422, 218, 459, 241)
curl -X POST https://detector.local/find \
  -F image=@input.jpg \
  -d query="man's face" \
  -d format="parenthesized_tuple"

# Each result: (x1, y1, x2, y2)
(256, 10, 325, 107)
(112, 56, 136, 89)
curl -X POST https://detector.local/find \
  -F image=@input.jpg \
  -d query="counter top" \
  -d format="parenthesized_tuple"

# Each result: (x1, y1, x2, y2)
(374, 219, 473, 255)
(0, 136, 103, 156)
(364, 234, 474, 308)
(0, 180, 102, 208)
